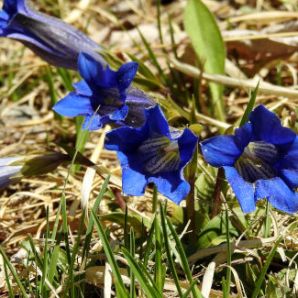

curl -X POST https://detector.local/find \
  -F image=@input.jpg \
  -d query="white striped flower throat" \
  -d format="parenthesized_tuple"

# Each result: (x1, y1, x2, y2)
(235, 141, 278, 183)
(138, 136, 180, 174)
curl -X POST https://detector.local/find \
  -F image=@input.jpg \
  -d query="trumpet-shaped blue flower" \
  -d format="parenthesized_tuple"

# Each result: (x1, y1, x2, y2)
(105, 105, 198, 204)
(0, 0, 105, 69)
(201, 105, 298, 213)
(53, 53, 155, 129)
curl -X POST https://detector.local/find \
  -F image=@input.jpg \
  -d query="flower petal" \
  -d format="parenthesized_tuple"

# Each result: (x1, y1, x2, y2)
(280, 169, 298, 188)
(177, 128, 198, 168)
(117, 62, 138, 90)
(105, 126, 144, 152)
(82, 114, 102, 131)
(148, 172, 190, 204)
(118, 152, 147, 196)
(201, 136, 242, 167)
(109, 105, 128, 121)
(78, 52, 107, 86)
(234, 122, 253, 151)
(124, 88, 155, 127)
(279, 136, 298, 169)
(53, 93, 93, 117)
(73, 80, 92, 96)
(0, 165, 22, 188)
(0, 157, 22, 166)
(255, 178, 298, 213)
(250, 105, 296, 147)
(223, 166, 256, 213)
(3, 0, 26, 15)
(145, 105, 170, 136)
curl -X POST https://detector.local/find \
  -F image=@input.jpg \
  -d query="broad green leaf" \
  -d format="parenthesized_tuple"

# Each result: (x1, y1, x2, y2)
(184, 0, 226, 121)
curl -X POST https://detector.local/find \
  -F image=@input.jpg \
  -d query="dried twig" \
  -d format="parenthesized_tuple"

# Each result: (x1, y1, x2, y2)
(171, 58, 298, 99)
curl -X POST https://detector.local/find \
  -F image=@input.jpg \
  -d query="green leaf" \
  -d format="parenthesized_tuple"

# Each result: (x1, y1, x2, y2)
(160, 203, 183, 297)
(184, 0, 226, 121)
(0, 246, 29, 298)
(91, 211, 128, 297)
(166, 215, 203, 298)
(100, 212, 150, 238)
(122, 247, 162, 298)
(239, 81, 259, 127)
(251, 238, 282, 298)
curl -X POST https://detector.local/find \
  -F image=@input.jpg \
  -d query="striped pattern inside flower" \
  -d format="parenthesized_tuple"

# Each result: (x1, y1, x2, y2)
(138, 136, 180, 174)
(235, 141, 278, 183)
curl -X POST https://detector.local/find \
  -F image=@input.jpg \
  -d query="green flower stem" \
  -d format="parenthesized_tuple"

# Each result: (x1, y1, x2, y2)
(185, 147, 198, 244)
(211, 168, 224, 218)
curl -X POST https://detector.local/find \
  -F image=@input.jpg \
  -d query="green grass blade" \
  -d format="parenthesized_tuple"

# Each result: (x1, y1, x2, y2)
(0, 246, 29, 298)
(184, 0, 226, 121)
(239, 81, 259, 127)
(48, 245, 60, 283)
(67, 209, 86, 296)
(122, 247, 162, 298)
(223, 209, 231, 298)
(82, 175, 110, 260)
(137, 28, 166, 82)
(154, 214, 164, 293)
(91, 210, 128, 297)
(44, 67, 58, 106)
(166, 216, 203, 298)
(51, 201, 62, 241)
(40, 208, 50, 295)
(251, 237, 281, 298)
(160, 203, 183, 297)
(129, 228, 136, 298)
(182, 280, 197, 298)
(143, 220, 155, 267)
(28, 236, 43, 270)
(4, 262, 14, 298)
(57, 67, 73, 91)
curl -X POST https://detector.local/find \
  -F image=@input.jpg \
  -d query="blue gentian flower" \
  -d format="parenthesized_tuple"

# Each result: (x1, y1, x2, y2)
(0, 157, 22, 188)
(0, 0, 105, 69)
(53, 53, 155, 129)
(201, 105, 298, 213)
(104, 105, 198, 204)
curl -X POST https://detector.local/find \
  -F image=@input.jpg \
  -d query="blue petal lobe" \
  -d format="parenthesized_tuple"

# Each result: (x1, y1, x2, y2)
(280, 169, 298, 188)
(278, 137, 298, 188)
(223, 166, 256, 213)
(234, 122, 253, 151)
(118, 152, 147, 196)
(110, 105, 128, 121)
(201, 135, 242, 167)
(73, 80, 92, 96)
(82, 114, 102, 130)
(124, 88, 155, 127)
(279, 136, 298, 169)
(250, 105, 296, 146)
(255, 178, 298, 213)
(53, 94, 93, 117)
(105, 126, 144, 152)
(148, 172, 190, 204)
(145, 105, 170, 136)
(117, 62, 138, 90)
(177, 128, 198, 168)
(78, 52, 107, 86)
